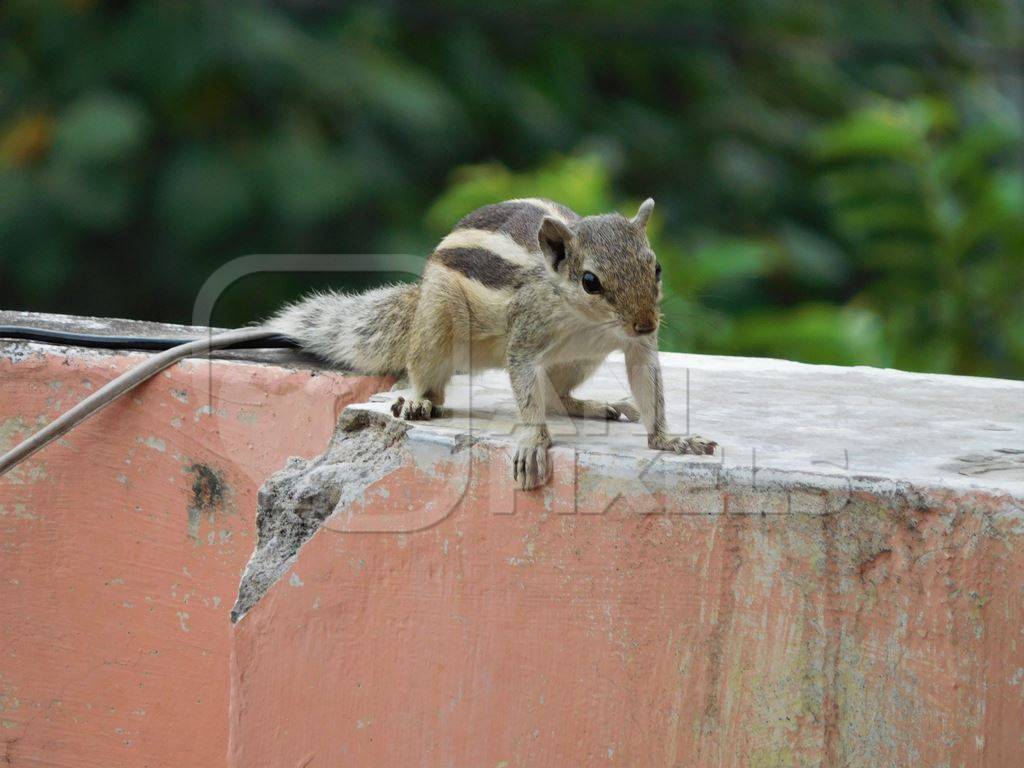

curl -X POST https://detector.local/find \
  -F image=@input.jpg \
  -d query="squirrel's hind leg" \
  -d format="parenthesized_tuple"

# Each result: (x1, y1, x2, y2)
(545, 360, 640, 422)
(394, 275, 455, 421)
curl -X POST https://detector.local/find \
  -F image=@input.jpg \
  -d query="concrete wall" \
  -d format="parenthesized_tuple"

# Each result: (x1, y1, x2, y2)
(2, 313, 1023, 767)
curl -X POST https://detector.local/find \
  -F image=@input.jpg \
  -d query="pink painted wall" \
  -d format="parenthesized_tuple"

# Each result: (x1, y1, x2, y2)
(230, 442, 1024, 768)
(0, 344, 388, 767)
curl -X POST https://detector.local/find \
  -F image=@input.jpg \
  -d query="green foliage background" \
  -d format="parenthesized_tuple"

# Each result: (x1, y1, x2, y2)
(2, 1, 1022, 378)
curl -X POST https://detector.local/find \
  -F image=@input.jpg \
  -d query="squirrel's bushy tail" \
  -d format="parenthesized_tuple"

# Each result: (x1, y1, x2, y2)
(269, 283, 419, 376)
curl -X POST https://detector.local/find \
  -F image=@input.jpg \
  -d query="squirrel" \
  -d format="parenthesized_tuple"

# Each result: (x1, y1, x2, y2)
(271, 197, 716, 488)
(0, 197, 716, 487)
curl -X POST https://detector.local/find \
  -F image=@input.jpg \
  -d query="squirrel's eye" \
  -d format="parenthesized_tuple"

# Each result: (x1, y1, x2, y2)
(581, 271, 602, 294)
(655, 262, 662, 281)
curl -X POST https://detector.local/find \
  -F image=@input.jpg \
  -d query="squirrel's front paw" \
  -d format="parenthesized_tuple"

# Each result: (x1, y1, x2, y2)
(511, 430, 552, 490)
(390, 396, 440, 421)
(649, 433, 717, 456)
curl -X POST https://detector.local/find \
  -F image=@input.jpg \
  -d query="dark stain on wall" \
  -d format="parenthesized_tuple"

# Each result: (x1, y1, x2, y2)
(187, 463, 228, 543)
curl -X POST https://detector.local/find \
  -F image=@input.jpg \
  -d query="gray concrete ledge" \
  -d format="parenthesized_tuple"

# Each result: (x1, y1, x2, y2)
(362, 351, 1024, 502)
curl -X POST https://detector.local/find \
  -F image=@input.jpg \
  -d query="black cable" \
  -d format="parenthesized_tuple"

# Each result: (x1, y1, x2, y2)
(0, 325, 300, 351)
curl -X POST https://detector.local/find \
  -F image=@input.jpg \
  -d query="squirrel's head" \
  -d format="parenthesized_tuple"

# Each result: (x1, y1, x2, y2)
(539, 198, 661, 338)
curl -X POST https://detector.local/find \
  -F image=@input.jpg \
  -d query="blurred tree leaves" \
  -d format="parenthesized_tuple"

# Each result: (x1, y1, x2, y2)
(52, 92, 149, 166)
(0, 0, 1021, 378)
(426, 155, 615, 234)
(811, 92, 1024, 376)
(156, 147, 252, 249)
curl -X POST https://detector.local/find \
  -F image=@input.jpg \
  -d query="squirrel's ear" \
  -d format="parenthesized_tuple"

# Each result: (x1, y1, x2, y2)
(631, 198, 655, 230)
(539, 216, 574, 272)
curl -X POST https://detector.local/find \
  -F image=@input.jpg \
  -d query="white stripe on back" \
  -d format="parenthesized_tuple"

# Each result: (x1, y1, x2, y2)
(434, 228, 540, 267)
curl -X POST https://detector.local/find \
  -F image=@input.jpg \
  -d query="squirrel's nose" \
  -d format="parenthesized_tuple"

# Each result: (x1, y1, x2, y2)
(633, 321, 657, 335)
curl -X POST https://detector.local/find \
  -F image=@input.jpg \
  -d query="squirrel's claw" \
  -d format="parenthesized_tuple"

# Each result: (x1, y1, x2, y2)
(390, 396, 440, 421)
(609, 399, 641, 423)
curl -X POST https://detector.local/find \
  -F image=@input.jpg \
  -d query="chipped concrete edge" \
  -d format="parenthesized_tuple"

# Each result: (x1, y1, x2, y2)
(230, 409, 413, 622)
